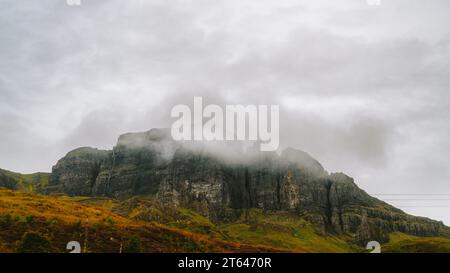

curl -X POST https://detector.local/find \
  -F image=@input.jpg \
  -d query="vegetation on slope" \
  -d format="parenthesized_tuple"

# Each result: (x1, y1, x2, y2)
(382, 232, 450, 253)
(0, 169, 49, 192)
(1, 187, 449, 253)
(85, 196, 363, 252)
(0, 188, 289, 253)
(220, 209, 360, 253)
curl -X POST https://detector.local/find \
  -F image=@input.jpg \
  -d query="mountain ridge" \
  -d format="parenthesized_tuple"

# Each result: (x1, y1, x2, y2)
(39, 128, 450, 246)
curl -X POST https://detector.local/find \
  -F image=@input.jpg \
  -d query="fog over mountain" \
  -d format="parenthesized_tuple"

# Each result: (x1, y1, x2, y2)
(0, 0, 449, 224)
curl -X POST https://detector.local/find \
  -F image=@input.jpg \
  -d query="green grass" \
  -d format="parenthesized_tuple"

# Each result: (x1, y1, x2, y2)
(81, 197, 363, 252)
(2, 184, 449, 253)
(382, 232, 450, 253)
(220, 210, 361, 253)
(0, 168, 50, 192)
(0, 188, 287, 253)
(101, 197, 228, 239)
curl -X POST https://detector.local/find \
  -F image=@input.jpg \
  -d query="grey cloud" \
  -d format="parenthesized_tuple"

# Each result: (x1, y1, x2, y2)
(0, 0, 449, 224)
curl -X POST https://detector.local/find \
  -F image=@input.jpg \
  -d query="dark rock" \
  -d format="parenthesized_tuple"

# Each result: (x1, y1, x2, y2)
(47, 147, 109, 196)
(45, 128, 450, 244)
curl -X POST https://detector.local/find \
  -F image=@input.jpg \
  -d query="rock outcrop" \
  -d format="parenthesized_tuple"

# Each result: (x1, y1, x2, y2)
(45, 128, 450, 244)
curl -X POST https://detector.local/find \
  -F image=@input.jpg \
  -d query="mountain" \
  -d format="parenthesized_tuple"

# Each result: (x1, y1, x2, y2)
(42, 128, 450, 247)
(2, 187, 450, 253)
(0, 168, 49, 192)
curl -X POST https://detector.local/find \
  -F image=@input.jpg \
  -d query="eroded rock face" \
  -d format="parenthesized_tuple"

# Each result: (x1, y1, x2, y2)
(46, 147, 108, 196)
(46, 128, 450, 243)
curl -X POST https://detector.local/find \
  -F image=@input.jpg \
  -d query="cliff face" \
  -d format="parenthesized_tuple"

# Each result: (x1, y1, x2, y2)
(45, 128, 450, 244)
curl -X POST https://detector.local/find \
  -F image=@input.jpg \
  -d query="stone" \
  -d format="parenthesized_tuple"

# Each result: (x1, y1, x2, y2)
(45, 128, 450, 244)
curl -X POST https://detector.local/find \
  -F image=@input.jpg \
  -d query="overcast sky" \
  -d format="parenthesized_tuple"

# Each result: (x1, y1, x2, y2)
(1, 0, 449, 224)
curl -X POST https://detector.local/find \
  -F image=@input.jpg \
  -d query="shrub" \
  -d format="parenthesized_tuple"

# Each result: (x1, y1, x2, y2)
(123, 236, 142, 253)
(25, 215, 35, 224)
(17, 232, 53, 253)
(0, 214, 12, 228)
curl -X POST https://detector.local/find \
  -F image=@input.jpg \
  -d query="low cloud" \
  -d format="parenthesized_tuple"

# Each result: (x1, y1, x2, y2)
(0, 0, 449, 224)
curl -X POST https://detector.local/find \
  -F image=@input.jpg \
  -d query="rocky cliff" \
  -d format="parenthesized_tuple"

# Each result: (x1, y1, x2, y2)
(45, 128, 450, 245)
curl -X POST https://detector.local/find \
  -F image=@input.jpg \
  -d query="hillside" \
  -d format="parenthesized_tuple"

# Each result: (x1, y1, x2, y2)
(0, 168, 49, 192)
(0, 188, 361, 253)
(0, 188, 292, 253)
(44, 128, 450, 247)
(383, 233, 450, 253)
(1, 188, 448, 253)
(1, 128, 450, 253)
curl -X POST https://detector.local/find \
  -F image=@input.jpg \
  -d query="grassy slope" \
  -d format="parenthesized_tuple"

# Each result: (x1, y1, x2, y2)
(89, 197, 362, 253)
(382, 232, 450, 253)
(0, 169, 50, 192)
(0, 188, 287, 253)
(1, 188, 449, 253)
(219, 210, 359, 253)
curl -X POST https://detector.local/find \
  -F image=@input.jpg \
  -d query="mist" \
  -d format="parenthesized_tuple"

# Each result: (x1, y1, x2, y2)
(0, 0, 449, 224)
